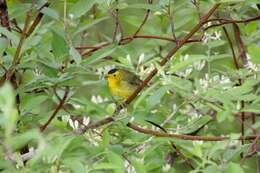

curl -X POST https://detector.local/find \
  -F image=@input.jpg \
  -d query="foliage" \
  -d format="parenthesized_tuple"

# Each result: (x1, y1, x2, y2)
(0, 0, 260, 172)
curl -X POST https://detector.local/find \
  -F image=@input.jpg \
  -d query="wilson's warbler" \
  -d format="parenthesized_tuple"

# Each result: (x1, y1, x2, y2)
(106, 68, 142, 99)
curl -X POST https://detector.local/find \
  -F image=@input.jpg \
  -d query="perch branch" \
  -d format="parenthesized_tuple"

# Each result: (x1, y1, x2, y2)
(127, 122, 259, 141)
(40, 86, 70, 132)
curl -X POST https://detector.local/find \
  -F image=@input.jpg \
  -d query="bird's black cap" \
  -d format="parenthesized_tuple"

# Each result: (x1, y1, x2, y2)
(108, 68, 118, 74)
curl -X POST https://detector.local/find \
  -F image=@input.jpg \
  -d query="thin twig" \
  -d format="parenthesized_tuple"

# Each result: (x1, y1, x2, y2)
(222, 27, 240, 69)
(26, 2, 50, 37)
(40, 86, 70, 132)
(233, 23, 248, 66)
(0, 0, 11, 31)
(133, 0, 152, 37)
(77, 117, 114, 134)
(233, 23, 248, 146)
(127, 122, 259, 141)
(120, 0, 153, 45)
(204, 15, 260, 31)
(111, 0, 121, 42)
(167, 0, 176, 40)
(5, 10, 32, 80)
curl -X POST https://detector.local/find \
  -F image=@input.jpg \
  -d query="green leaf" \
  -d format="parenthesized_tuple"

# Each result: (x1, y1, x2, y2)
(101, 129, 110, 146)
(70, 0, 97, 18)
(0, 83, 17, 138)
(146, 86, 169, 109)
(178, 115, 212, 134)
(91, 162, 120, 170)
(216, 109, 231, 122)
(63, 158, 86, 173)
(107, 151, 124, 173)
(82, 45, 117, 65)
(51, 31, 68, 61)
(248, 44, 260, 64)
(118, 3, 159, 11)
(0, 27, 19, 45)
(11, 129, 42, 150)
(227, 162, 245, 173)
(41, 7, 59, 20)
(132, 159, 147, 173)
(69, 46, 82, 64)
(203, 165, 221, 173)
(0, 37, 9, 57)
(22, 94, 48, 112)
(73, 16, 109, 36)
(170, 55, 207, 73)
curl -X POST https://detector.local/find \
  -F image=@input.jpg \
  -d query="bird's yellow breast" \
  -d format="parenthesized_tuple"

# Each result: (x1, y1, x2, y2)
(108, 80, 136, 99)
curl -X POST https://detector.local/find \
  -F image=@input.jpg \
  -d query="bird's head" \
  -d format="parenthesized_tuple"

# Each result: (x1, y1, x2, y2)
(105, 68, 124, 85)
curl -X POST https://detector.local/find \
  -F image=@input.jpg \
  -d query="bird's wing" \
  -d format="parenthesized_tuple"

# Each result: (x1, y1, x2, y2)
(122, 70, 143, 86)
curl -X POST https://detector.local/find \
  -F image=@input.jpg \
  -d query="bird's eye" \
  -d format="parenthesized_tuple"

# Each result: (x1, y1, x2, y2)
(113, 74, 116, 77)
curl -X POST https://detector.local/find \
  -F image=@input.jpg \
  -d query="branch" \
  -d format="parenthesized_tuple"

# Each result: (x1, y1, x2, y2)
(76, 117, 114, 134)
(204, 15, 260, 31)
(5, 10, 32, 80)
(0, 0, 11, 31)
(26, 2, 50, 37)
(222, 27, 240, 69)
(111, 0, 122, 42)
(223, 26, 246, 146)
(76, 35, 200, 51)
(127, 122, 259, 141)
(120, 0, 153, 45)
(232, 23, 248, 66)
(40, 86, 70, 132)
(132, 0, 152, 37)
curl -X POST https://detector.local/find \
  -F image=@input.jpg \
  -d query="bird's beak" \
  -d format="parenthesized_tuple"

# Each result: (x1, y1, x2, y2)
(105, 74, 108, 79)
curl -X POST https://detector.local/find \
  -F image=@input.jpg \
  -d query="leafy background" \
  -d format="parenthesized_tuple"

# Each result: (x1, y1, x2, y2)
(0, 0, 260, 172)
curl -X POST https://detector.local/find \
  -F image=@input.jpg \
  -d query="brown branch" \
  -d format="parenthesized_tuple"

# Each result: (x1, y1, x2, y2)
(204, 15, 260, 31)
(0, 0, 11, 31)
(133, 0, 152, 37)
(76, 35, 200, 50)
(232, 23, 248, 66)
(222, 27, 240, 69)
(232, 23, 249, 147)
(120, 0, 153, 45)
(127, 122, 259, 141)
(111, 0, 122, 42)
(5, 10, 32, 81)
(26, 2, 50, 37)
(77, 117, 114, 134)
(79, 35, 201, 57)
(167, 1, 176, 40)
(40, 86, 70, 132)
(148, 120, 194, 169)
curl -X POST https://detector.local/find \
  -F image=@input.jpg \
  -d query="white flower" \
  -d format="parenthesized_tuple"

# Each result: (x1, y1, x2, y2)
(162, 164, 171, 172)
(73, 104, 81, 109)
(83, 116, 90, 126)
(68, 119, 79, 129)
(138, 53, 145, 65)
(245, 53, 260, 71)
(126, 54, 132, 64)
(62, 115, 70, 122)
(202, 31, 222, 44)
(91, 95, 108, 104)
(68, 14, 74, 19)
(194, 60, 206, 70)
(154, 11, 162, 16)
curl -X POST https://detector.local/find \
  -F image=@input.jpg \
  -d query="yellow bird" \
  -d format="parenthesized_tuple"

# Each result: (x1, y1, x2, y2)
(105, 68, 142, 99)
